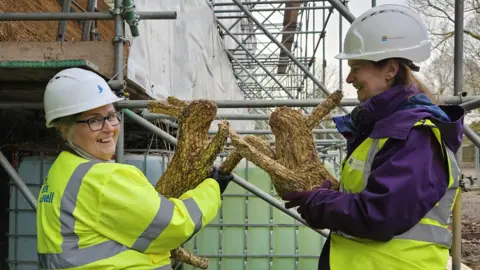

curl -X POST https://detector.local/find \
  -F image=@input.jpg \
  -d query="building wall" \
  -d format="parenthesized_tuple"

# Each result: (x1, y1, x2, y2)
(122, 0, 256, 132)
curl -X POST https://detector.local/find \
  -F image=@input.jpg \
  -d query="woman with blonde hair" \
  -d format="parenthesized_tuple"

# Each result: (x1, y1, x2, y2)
(282, 4, 465, 270)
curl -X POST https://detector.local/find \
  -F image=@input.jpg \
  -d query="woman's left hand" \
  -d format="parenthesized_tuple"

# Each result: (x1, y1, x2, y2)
(281, 180, 333, 228)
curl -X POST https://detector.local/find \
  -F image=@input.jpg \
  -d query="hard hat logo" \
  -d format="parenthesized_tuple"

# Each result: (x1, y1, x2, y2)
(43, 68, 124, 128)
(381, 36, 405, 42)
(334, 4, 431, 63)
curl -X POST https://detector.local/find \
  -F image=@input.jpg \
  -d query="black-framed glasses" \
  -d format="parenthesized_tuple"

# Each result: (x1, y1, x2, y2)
(76, 111, 122, 131)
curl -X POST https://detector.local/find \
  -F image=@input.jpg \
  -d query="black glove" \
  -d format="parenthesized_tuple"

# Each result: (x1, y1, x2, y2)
(210, 166, 234, 194)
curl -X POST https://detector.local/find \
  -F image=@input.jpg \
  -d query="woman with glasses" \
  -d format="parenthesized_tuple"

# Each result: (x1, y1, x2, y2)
(36, 68, 233, 270)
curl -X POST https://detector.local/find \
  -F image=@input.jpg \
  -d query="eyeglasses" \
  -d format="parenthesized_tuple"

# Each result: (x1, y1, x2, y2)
(76, 111, 122, 131)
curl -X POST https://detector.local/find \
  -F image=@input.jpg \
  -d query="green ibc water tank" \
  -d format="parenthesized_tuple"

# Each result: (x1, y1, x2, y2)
(183, 158, 331, 270)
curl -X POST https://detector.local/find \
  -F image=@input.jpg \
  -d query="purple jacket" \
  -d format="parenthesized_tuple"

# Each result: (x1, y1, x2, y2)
(299, 85, 465, 269)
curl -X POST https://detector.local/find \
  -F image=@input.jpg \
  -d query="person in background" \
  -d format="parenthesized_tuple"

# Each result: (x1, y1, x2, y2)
(36, 68, 233, 269)
(281, 4, 464, 270)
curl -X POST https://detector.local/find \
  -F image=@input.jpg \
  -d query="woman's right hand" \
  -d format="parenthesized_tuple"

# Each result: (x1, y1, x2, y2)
(209, 166, 234, 194)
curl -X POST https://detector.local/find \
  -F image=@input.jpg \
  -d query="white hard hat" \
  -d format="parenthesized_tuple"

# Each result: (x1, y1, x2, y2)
(335, 4, 431, 63)
(44, 68, 124, 128)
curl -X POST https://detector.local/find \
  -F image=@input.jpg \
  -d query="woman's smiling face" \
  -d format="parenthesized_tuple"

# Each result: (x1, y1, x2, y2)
(345, 59, 398, 102)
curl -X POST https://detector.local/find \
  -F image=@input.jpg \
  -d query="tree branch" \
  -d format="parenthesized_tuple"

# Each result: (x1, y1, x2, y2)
(430, 29, 480, 47)
(473, 0, 480, 13)
(432, 34, 453, 51)
(430, 31, 455, 36)
(464, 29, 480, 40)
(427, 0, 455, 22)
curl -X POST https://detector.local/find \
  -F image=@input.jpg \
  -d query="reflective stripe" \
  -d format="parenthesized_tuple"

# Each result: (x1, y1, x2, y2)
(183, 198, 203, 235)
(393, 223, 452, 247)
(39, 161, 129, 269)
(363, 139, 380, 189)
(39, 240, 128, 269)
(424, 147, 460, 225)
(180, 198, 204, 244)
(132, 197, 203, 252)
(132, 195, 175, 252)
(447, 147, 461, 186)
(339, 179, 345, 192)
(333, 221, 453, 248)
(424, 189, 456, 224)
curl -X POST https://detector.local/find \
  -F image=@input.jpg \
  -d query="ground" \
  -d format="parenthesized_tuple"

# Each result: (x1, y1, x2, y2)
(460, 191, 480, 270)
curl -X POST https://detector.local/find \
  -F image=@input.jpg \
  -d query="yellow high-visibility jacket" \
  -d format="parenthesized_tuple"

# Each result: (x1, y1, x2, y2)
(331, 119, 460, 270)
(36, 151, 221, 270)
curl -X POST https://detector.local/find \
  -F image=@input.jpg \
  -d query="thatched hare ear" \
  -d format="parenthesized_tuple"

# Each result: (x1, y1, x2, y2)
(227, 91, 343, 198)
(147, 97, 229, 270)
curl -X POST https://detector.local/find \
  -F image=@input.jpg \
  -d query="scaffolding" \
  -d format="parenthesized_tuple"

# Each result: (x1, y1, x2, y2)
(0, 0, 477, 270)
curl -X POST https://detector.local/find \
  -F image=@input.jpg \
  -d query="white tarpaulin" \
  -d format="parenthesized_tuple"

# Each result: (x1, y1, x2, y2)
(125, 0, 255, 131)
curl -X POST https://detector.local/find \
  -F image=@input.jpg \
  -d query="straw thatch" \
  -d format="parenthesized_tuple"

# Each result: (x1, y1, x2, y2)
(226, 90, 343, 197)
(148, 96, 231, 269)
(0, 0, 114, 41)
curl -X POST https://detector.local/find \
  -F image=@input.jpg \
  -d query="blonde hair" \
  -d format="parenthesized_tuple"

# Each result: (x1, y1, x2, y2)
(52, 113, 79, 142)
(374, 58, 439, 104)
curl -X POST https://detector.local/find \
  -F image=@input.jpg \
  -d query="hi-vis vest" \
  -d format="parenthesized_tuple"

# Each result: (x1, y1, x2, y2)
(36, 151, 221, 270)
(331, 119, 460, 270)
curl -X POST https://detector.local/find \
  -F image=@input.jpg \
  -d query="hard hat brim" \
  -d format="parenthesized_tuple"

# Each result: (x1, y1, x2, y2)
(334, 42, 431, 63)
(45, 96, 125, 128)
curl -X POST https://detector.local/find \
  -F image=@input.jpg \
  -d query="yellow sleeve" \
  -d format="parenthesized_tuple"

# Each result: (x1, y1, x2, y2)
(95, 164, 221, 254)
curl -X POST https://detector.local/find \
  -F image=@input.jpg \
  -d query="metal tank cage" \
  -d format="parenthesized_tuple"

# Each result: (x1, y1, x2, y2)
(0, 0, 475, 269)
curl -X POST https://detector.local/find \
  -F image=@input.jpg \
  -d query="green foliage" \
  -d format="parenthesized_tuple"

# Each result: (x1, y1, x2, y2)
(469, 121, 480, 133)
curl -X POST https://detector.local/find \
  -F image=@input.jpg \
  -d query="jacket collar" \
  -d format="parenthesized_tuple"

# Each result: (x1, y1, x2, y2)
(332, 85, 455, 140)
(332, 85, 419, 138)
(333, 85, 464, 153)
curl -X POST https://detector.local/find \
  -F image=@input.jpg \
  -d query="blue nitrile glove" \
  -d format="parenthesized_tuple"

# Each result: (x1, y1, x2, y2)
(281, 180, 333, 229)
(210, 166, 234, 194)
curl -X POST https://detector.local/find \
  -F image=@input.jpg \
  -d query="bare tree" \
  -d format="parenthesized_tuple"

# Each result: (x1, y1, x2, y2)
(420, 40, 455, 96)
(407, 0, 479, 47)
(407, 0, 480, 96)
(308, 62, 340, 99)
